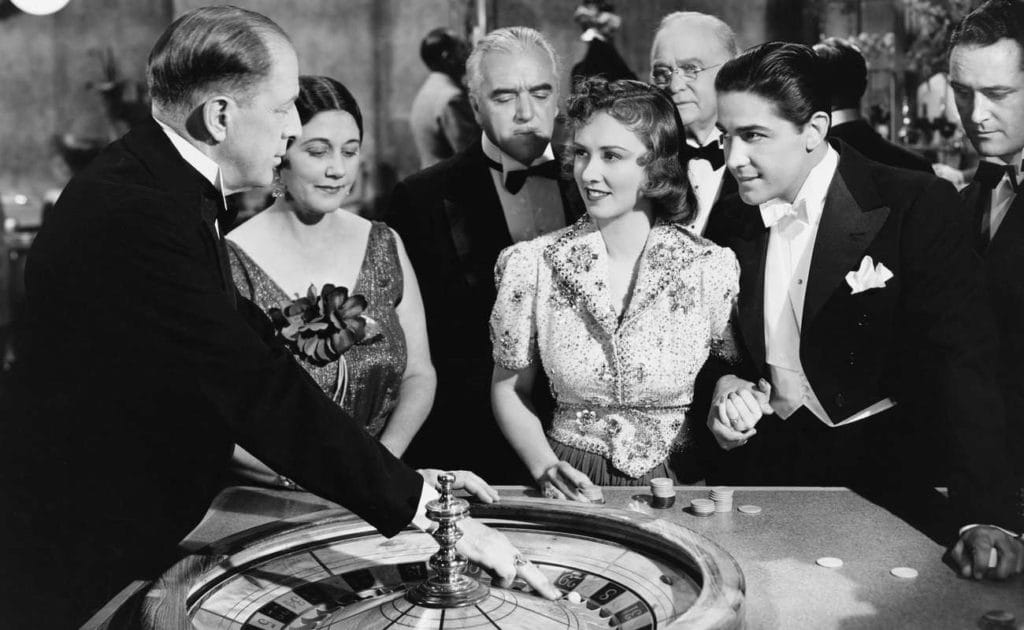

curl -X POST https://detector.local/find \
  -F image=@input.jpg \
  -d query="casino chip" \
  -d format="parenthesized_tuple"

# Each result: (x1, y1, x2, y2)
(982, 609, 1016, 628)
(816, 557, 844, 568)
(890, 567, 918, 579)
(737, 504, 762, 515)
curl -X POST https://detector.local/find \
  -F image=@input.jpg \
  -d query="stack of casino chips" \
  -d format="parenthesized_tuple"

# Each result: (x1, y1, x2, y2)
(649, 477, 676, 508)
(709, 487, 734, 513)
(689, 498, 716, 516)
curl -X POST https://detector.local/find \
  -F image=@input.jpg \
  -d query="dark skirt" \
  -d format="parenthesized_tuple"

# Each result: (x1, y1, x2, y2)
(549, 439, 679, 486)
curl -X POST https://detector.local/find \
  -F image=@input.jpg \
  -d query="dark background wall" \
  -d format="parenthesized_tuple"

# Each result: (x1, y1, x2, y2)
(0, 0, 870, 221)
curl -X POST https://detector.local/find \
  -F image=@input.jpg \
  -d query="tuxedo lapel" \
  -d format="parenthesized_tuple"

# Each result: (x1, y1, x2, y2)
(986, 187, 1024, 255)
(961, 180, 990, 254)
(731, 208, 770, 372)
(441, 144, 511, 286)
(803, 151, 890, 327)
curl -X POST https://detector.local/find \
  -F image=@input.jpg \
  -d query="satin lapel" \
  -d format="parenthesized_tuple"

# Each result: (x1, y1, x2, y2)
(960, 181, 988, 254)
(543, 219, 618, 336)
(803, 168, 890, 328)
(988, 189, 1024, 255)
(732, 206, 770, 372)
(441, 146, 511, 282)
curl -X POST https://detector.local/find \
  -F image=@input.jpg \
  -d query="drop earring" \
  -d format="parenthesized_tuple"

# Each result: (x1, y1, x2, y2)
(271, 170, 286, 198)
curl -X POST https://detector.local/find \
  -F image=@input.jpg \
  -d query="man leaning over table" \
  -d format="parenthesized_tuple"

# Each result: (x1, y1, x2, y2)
(703, 41, 1023, 580)
(0, 7, 556, 627)
(946, 0, 1024, 579)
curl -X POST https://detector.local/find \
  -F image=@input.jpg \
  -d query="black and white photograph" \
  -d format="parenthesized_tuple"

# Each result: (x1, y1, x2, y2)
(0, 0, 1021, 627)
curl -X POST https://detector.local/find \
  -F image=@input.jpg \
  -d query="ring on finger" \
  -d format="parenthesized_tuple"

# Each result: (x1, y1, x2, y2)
(513, 553, 529, 568)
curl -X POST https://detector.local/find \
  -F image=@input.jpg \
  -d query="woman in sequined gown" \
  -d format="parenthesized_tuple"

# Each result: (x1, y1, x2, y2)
(490, 79, 742, 499)
(227, 76, 435, 487)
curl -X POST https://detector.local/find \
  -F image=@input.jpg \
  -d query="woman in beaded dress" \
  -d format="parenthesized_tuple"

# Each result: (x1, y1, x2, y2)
(226, 76, 435, 487)
(490, 79, 742, 499)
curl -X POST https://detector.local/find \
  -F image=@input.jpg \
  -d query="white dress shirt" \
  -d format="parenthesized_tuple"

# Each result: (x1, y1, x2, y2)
(686, 127, 727, 236)
(156, 117, 441, 531)
(155, 118, 231, 236)
(762, 145, 895, 427)
(482, 133, 566, 243)
(983, 151, 1023, 239)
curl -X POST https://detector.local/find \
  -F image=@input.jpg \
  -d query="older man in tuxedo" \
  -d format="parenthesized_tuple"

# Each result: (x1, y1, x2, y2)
(388, 27, 574, 483)
(649, 11, 739, 235)
(1, 8, 553, 627)
(946, 0, 1024, 578)
(705, 42, 1022, 579)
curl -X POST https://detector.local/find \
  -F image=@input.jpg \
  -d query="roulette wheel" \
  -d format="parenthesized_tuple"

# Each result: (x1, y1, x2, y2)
(138, 479, 744, 629)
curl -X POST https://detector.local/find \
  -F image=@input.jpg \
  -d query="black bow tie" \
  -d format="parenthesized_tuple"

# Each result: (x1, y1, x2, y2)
(974, 161, 1019, 192)
(485, 157, 560, 194)
(680, 140, 725, 171)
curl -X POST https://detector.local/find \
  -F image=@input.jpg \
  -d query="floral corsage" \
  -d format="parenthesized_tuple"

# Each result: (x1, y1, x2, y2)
(268, 284, 381, 401)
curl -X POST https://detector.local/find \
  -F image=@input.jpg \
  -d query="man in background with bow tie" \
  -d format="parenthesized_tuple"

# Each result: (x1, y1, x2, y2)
(946, 0, 1024, 579)
(704, 42, 1022, 578)
(650, 12, 738, 235)
(388, 27, 573, 482)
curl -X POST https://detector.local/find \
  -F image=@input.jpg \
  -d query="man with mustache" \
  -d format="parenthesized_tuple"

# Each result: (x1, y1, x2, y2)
(388, 27, 574, 483)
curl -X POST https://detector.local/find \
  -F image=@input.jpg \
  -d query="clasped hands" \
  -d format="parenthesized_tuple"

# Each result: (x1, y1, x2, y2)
(707, 375, 774, 450)
(417, 469, 559, 599)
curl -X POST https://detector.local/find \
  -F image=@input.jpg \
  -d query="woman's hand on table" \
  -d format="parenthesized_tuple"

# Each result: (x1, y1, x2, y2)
(418, 469, 500, 503)
(535, 461, 596, 502)
(708, 375, 773, 450)
(457, 517, 560, 599)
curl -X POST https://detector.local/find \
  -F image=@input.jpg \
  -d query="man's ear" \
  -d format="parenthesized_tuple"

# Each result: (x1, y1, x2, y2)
(469, 93, 484, 126)
(200, 95, 233, 143)
(805, 110, 831, 152)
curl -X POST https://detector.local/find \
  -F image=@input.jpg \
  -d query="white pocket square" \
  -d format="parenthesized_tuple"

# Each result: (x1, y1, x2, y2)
(845, 255, 892, 294)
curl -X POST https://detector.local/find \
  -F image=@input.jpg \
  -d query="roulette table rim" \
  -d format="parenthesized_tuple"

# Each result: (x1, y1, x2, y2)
(138, 497, 746, 629)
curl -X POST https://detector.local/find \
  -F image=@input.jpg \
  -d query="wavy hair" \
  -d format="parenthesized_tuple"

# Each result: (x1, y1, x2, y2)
(563, 77, 692, 223)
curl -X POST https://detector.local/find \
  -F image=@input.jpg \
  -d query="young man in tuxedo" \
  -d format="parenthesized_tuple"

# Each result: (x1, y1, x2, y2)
(1, 8, 554, 626)
(813, 37, 933, 173)
(946, 0, 1024, 578)
(388, 27, 574, 483)
(705, 42, 1022, 579)
(649, 11, 738, 235)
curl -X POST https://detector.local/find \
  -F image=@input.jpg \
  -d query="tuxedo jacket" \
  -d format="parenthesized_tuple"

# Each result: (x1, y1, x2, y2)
(570, 38, 637, 83)
(2, 118, 423, 624)
(706, 142, 1016, 527)
(961, 179, 1024, 489)
(386, 141, 574, 478)
(829, 120, 932, 173)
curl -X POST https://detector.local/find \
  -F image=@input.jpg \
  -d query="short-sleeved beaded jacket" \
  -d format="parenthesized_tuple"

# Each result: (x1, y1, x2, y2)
(490, 216, 740, 479)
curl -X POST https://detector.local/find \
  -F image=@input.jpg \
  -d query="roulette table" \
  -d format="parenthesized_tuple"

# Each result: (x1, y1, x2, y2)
(89, 486, 1024, 630)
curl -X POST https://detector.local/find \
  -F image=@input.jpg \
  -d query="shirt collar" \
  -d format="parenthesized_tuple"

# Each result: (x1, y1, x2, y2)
(759, 144, 839, 226)
(686, 126, 721, 149)
(481, 132, 555, 174)
(154, 118, 234, 197)
(829, 109, 860, 127)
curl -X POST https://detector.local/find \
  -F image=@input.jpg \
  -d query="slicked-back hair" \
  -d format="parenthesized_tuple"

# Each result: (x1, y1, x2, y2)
(296, 75, 364, 141)
(465, 26, 561, 99)
(563, 77, 693, 224)
(949, 0, 1024, 68)
(420, 27, 470, 79)
(813, 38, 868, 111)
(653, 11, 739, 58)
(147, 5, 290, 112)
(715, 42, 830, 127)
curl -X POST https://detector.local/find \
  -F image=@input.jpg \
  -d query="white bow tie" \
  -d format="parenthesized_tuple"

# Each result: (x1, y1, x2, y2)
(760, 198, 808, 228)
